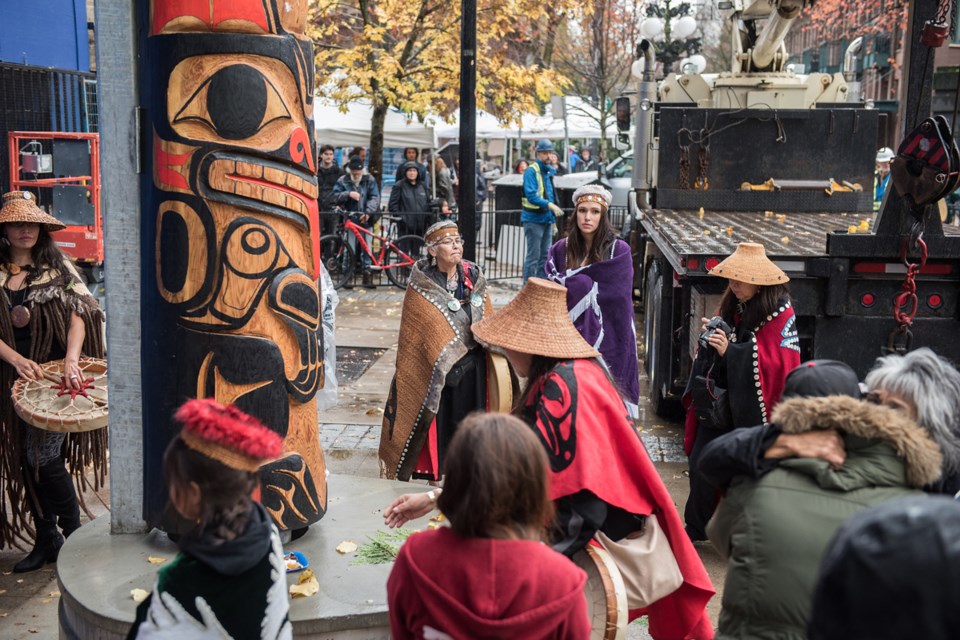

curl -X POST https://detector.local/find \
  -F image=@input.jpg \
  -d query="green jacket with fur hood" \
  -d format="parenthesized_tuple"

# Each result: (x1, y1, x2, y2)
(707, 395, 943, 640)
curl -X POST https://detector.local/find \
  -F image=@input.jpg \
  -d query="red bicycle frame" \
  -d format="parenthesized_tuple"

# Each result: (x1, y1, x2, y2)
(342, 218, 417, 271)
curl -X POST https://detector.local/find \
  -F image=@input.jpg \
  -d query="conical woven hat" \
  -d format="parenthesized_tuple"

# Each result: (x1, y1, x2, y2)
(0, 191, 66, 231)
(708, 242, 788, 285)
(472, 278, 601, 359)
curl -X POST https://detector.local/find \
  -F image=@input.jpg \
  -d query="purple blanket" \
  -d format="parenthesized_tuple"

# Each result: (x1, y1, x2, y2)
(546, 239, 639, 416)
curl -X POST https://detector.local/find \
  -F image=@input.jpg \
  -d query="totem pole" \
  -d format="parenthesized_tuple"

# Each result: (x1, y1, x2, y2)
(141, 0, 326, 532)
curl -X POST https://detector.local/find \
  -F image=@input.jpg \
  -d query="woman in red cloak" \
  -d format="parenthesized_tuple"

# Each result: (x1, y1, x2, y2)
(682, 242, 800, 542)
(387, 278, 715, 640)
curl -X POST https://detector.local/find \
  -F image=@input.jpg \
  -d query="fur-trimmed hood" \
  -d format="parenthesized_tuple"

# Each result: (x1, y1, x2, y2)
(772, 395, 943, 488)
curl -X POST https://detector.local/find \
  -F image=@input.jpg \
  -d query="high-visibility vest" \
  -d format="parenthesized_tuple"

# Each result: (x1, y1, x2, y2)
(521, 163, 546, 210)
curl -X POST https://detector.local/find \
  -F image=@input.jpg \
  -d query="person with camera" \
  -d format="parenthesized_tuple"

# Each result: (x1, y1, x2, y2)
(682, 242, 800, 542)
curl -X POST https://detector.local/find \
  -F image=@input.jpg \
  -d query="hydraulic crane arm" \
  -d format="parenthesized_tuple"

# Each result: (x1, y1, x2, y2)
(730, 0, 812, 72)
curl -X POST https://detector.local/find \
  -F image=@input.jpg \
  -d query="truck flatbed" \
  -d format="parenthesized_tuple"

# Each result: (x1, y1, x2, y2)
(642, 208, 960, 275)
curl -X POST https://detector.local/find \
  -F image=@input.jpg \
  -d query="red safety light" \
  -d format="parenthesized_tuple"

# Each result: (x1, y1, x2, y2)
(705, 257, 720, 271)
(928, 294, 943, 309)
(860, 293, 875, 307)
(687, 258, 700, 270)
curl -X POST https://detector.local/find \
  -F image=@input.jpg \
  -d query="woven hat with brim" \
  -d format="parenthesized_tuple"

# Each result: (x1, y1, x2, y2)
(0, 191, 66, 231)
(708, 242, 788, 285)
(472, 278, 600, 359)
(175, 398, 283, 473)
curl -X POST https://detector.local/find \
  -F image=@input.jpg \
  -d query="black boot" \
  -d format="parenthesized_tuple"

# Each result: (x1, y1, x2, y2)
(39, 459, 81, 538)
(362, 271, 375, 288)
(13, 528, 64, 573)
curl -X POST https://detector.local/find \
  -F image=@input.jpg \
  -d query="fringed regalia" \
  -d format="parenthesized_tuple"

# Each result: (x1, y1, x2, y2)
(0, 262, 106, 549)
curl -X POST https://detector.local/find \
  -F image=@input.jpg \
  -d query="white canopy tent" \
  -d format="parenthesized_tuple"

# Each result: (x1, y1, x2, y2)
(433, 99, 616, 142)
(313, 99, 436, 149)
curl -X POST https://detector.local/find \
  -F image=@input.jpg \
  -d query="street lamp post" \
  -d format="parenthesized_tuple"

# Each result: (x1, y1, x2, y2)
(640, 0, 702, 74)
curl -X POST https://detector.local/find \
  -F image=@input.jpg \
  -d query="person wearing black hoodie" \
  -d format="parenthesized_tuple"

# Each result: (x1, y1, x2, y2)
(127, 400, 290, 640)
(393, 147, 430, 192)
(317, 144, 340, 235)
(388, 160, 434, 236)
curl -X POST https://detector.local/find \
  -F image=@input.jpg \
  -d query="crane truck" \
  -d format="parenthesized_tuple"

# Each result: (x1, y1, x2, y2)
(625, 0, 960, 415)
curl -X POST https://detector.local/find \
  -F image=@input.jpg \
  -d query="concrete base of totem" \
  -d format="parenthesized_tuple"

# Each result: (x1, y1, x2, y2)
(57, 474, 428, 639)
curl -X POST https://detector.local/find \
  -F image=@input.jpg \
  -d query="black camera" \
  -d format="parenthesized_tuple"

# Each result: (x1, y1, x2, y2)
(699, 316, 732, 350)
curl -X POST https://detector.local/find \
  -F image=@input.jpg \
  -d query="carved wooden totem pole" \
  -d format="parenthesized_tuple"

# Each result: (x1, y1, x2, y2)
(141, 0, 326, 532)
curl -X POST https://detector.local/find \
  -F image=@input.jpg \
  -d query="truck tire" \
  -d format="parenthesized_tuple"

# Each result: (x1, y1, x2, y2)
(643, 260, 678, 418)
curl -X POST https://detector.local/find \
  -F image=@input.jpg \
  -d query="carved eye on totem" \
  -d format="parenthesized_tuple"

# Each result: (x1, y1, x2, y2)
(535, 365, 579, 472)
(174, 64, 291, 141)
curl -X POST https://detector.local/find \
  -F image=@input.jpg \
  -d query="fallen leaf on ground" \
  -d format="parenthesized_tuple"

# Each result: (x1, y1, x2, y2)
(0, 589, 5, 595)
(336, 540, 358, 554)
(49, 591, 60, 597)
(365, 408, 383, 416)
(130, 589, 150, 603)
(0, 612, 7, 617)
(16, 579, 23, 584)
(28, 628, 38, 634)
(147, 556, 167, 564)
(41, 598, 52, 604)
(289, 569, 319, 598)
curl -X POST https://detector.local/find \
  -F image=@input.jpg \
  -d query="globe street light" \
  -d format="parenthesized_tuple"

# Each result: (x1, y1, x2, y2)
(639, 0, 702, 74)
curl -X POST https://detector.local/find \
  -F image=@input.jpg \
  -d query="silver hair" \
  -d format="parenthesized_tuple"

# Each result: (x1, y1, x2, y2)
(865, 348, 960, 477)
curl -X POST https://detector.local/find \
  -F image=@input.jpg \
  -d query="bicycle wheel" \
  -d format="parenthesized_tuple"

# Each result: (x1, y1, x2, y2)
(320, 234, 355, 289)
(384, 235, 427, 289)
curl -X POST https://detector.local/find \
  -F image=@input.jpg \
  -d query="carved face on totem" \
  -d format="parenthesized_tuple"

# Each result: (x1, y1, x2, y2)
(146, 0, 326, 530)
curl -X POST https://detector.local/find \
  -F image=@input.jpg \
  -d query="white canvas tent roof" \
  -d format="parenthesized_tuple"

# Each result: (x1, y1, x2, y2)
(434, 98, 615, 141)
(314, 99, 436, 148)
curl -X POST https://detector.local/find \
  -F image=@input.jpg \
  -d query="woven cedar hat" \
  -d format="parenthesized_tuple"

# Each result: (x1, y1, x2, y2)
(708, 242, 788, 285)
(472, 278, 601, 359)
(175, 399, 283, 473)
(572, 184, 612, 212)
(0, 191, 66, 231)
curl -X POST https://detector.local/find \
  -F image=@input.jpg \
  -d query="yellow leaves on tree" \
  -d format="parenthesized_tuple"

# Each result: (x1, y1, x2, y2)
(308, 0, 577, 182)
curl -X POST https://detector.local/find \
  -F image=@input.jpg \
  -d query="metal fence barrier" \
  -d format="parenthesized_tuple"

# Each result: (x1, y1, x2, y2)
(320, 205, 629, 288)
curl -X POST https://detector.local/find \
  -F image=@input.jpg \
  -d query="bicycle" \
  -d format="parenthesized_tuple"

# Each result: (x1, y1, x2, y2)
(320, 211, 427, 290)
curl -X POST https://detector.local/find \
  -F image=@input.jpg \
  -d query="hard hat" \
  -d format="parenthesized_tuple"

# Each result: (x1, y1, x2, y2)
(535, 139, 555, 153)
(876, 147, 895, 163)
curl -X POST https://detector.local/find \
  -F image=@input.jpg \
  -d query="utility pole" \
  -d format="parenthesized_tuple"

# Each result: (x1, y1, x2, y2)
(458, 0, 477, 261)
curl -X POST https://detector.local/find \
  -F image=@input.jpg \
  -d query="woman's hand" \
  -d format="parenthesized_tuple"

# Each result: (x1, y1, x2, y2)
(384, 492, 436, 528)
(63, 357, 83, 390)
(13, 355, 43, 381)
(706, 327, 729, 357)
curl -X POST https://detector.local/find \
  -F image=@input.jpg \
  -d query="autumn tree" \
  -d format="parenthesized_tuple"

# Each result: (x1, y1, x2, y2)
(554, 0, 645, 159)
(309, 0, 577, 185)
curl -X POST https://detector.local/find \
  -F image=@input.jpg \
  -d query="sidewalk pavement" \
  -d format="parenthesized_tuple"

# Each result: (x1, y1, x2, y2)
(0, 282, 723, 639)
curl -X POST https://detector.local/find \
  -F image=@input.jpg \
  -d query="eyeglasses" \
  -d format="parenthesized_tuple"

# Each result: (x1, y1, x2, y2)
(434, 236, 464, 247)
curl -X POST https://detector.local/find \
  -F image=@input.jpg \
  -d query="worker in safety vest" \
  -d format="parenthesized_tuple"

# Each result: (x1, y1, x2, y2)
(521, 140, 564, 283)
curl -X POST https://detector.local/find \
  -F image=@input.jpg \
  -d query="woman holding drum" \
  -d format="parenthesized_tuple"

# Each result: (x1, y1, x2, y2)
(0, 191, 105, 572)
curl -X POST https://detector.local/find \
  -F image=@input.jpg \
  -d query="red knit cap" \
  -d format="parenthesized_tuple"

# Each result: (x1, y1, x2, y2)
(175, 399, 283, 472)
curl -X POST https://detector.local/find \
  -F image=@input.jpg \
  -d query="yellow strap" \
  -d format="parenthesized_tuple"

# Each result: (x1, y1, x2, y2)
(521, 163, 546, 210)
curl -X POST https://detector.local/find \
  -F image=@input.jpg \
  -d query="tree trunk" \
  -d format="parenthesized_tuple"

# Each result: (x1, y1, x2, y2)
(369, 99, 388, 187)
